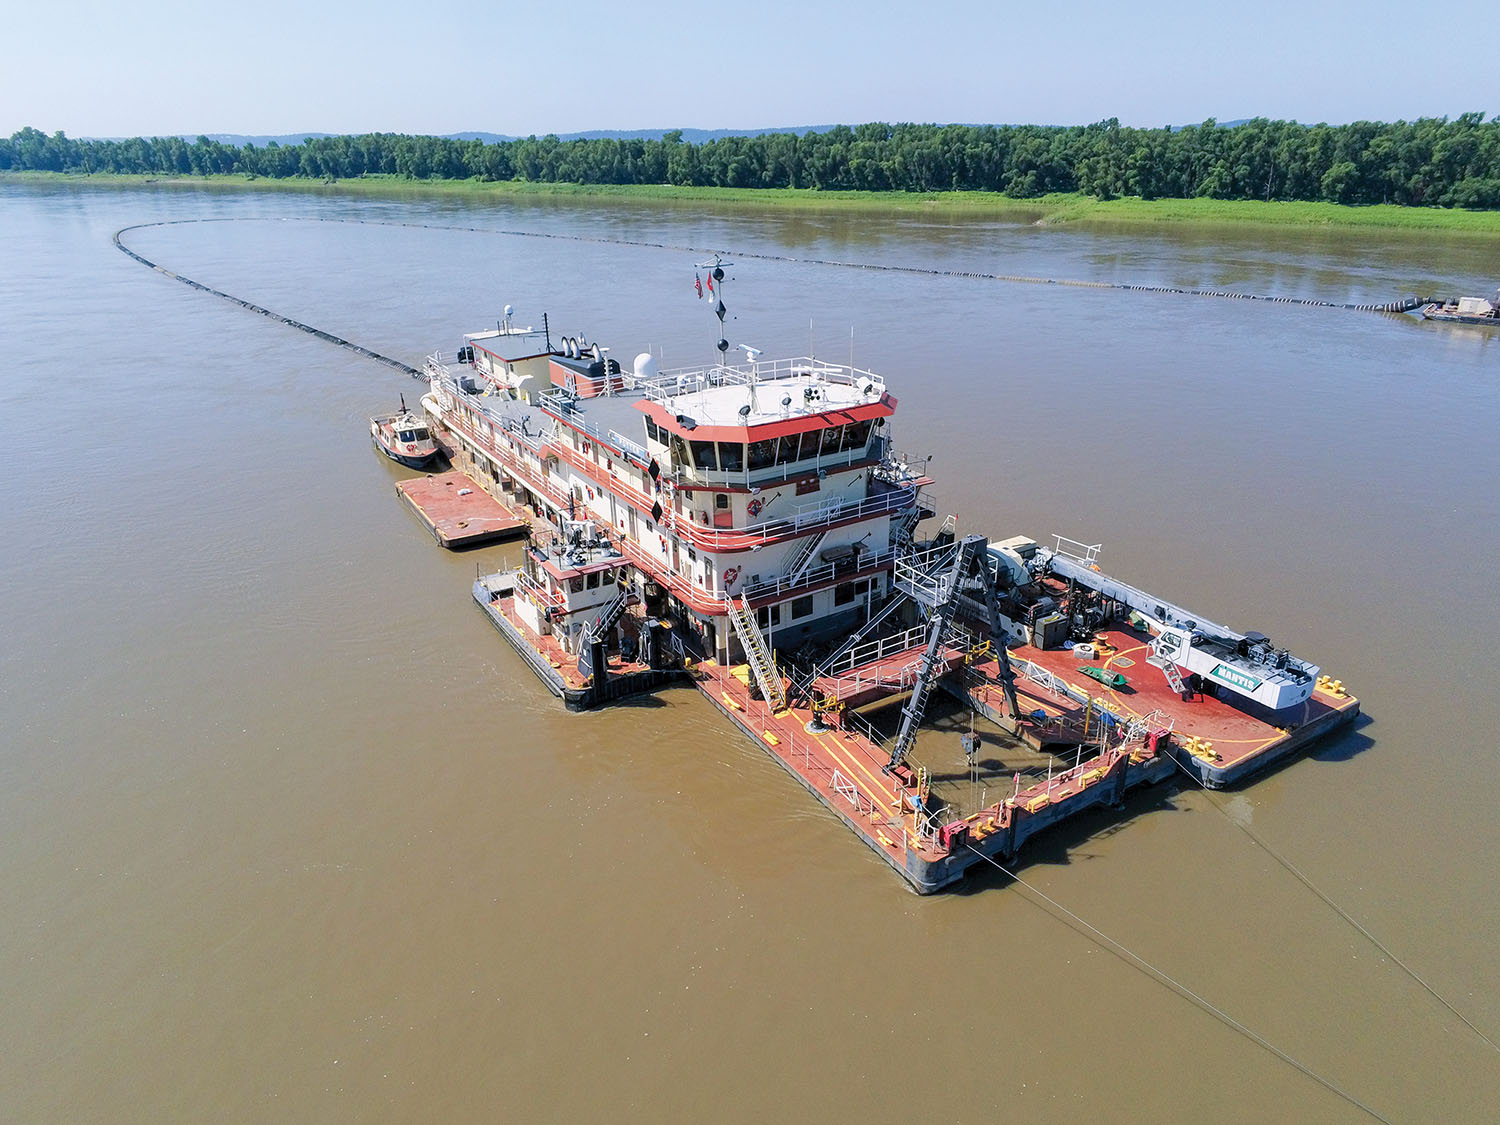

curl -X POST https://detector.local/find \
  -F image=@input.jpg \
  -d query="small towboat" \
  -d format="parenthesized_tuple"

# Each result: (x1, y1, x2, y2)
(371, 396, 441, 468)
(1421, 289, 1500, 326)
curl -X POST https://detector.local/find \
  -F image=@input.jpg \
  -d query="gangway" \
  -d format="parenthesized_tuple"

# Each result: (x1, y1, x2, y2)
(727, 595, 787, 712)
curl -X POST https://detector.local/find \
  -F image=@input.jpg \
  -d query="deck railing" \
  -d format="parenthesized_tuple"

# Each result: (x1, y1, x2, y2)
(632, 355, 887, 406)
(738, 548, 893, 603)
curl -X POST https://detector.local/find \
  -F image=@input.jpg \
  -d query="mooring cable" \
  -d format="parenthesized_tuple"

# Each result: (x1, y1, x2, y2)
(1161, 747, 1500, 1057)
(964, 845, 1393, 1123)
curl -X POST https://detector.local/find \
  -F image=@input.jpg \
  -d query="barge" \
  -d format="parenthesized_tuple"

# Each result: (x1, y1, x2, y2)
(417, 275, 1360, 893)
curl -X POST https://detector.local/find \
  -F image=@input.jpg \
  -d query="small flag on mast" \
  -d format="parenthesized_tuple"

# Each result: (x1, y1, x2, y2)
(695, 273, 703, 299)
(706, 274, 714, 296)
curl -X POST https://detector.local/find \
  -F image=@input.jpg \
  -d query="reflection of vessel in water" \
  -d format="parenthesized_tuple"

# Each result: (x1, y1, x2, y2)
(419, 265, 1359, 893)
(1422, 289, 1500, 326)
(371, 395, 440, 468)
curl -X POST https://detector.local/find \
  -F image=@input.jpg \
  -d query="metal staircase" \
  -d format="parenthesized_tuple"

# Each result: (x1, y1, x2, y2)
(885, 609, 957, 771)
(891, 505, 923, 551)
(1147, 643, 1188, 696)
(783, 529, 826, 583)
(587, 582, 633, 644)
(727, 595, 787, 712)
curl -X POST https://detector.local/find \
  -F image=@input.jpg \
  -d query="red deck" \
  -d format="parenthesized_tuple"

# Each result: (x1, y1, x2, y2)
(396, 471, 529, 548)
(491, 595, 656, 691)
(963, 622, 1359, 776)
(695, 659, 942, 868)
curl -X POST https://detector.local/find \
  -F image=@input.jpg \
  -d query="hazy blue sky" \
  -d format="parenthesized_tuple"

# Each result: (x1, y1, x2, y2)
(4, 0, 1492, 136)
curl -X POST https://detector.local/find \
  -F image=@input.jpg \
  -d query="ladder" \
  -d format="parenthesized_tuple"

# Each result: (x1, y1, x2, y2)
(783, 529, 826, 583)
(586, 583, 633, 643)
(886, 543, 982, 771)
(1148, 645, 1188, 696)
(727, 595, 787, 712)
(891, 505, 923, 551)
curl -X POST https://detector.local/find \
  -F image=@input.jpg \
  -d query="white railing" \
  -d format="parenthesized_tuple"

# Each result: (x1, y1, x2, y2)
(633, 355, 887, 406)
(1052, 535, 1102, 566)
(686, 485, 919, 551)
(739, 548, 893, 603)
(894, 542, 958, 602)
(1004, 656, 1142, 738)
(827, 624, 931, 676)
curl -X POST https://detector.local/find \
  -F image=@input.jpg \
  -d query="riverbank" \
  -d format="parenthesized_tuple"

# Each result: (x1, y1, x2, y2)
(10, 170, 1500, 235)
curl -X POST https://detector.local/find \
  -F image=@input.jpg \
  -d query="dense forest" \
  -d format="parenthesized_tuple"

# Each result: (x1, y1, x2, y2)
(5, 116, 1499, 207)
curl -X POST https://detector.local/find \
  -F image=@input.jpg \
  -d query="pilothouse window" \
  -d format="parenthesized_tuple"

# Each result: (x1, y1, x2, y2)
(690, 440, 717, 471)
(718, 442, 744, 473)
(747, 438, 778, 471)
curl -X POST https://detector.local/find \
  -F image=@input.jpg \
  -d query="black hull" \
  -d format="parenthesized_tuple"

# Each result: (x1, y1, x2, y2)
(1422, 309, 1500, 326)
(374, 435, 441, 470)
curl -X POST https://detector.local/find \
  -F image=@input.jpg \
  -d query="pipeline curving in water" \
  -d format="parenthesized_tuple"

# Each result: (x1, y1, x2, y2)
(113, 217, 1437, 376)
(113, 220, 422, 377)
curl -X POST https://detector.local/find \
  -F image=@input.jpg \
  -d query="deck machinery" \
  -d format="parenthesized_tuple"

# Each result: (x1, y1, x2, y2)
(790, 531, 1023, 775)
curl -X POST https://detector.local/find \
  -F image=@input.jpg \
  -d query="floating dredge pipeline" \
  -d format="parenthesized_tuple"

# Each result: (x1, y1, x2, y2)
(113, 221, 422, 377)
(115, 217, 1434, 364)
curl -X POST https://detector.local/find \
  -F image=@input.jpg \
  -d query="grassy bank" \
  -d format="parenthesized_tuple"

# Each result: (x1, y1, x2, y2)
(11, 171, 1500, 235)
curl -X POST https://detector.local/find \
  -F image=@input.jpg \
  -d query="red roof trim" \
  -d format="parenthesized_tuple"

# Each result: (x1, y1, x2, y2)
(636, 394, 896, 443)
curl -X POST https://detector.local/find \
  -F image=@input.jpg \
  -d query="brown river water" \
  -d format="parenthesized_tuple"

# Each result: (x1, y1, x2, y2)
(2, 181, 1499, 1122)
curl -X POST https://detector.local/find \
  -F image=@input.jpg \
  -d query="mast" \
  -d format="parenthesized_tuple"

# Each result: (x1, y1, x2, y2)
(696, 254, 733, 363)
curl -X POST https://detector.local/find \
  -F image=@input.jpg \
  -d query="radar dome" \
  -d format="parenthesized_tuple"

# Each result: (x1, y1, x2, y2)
(633, 353, 660, 380)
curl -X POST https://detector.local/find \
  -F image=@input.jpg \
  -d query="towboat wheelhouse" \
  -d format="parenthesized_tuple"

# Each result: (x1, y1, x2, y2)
(425, 339, 931, 667)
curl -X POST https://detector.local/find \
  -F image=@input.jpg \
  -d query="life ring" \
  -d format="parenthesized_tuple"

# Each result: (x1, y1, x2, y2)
(724, 567, 740, 586)
(747, 498, 763, 517)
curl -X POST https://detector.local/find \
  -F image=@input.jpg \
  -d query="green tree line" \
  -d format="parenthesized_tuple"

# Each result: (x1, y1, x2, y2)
(5, 116, 1499, 207)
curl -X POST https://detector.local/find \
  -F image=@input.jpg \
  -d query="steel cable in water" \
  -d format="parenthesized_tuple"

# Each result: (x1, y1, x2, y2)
(964, 846, 1393, 1124)
(1160, 747, 1500, 1057)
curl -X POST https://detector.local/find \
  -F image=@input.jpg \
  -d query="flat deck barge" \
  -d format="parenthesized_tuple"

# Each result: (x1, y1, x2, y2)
(957, 621, 1360, 788)
(396, 470, 529, 548)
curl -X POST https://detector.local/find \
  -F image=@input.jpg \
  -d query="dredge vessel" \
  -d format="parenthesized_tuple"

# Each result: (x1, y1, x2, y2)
(418, 266, 1359, 893)
(1421, 289, 1500, 326)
